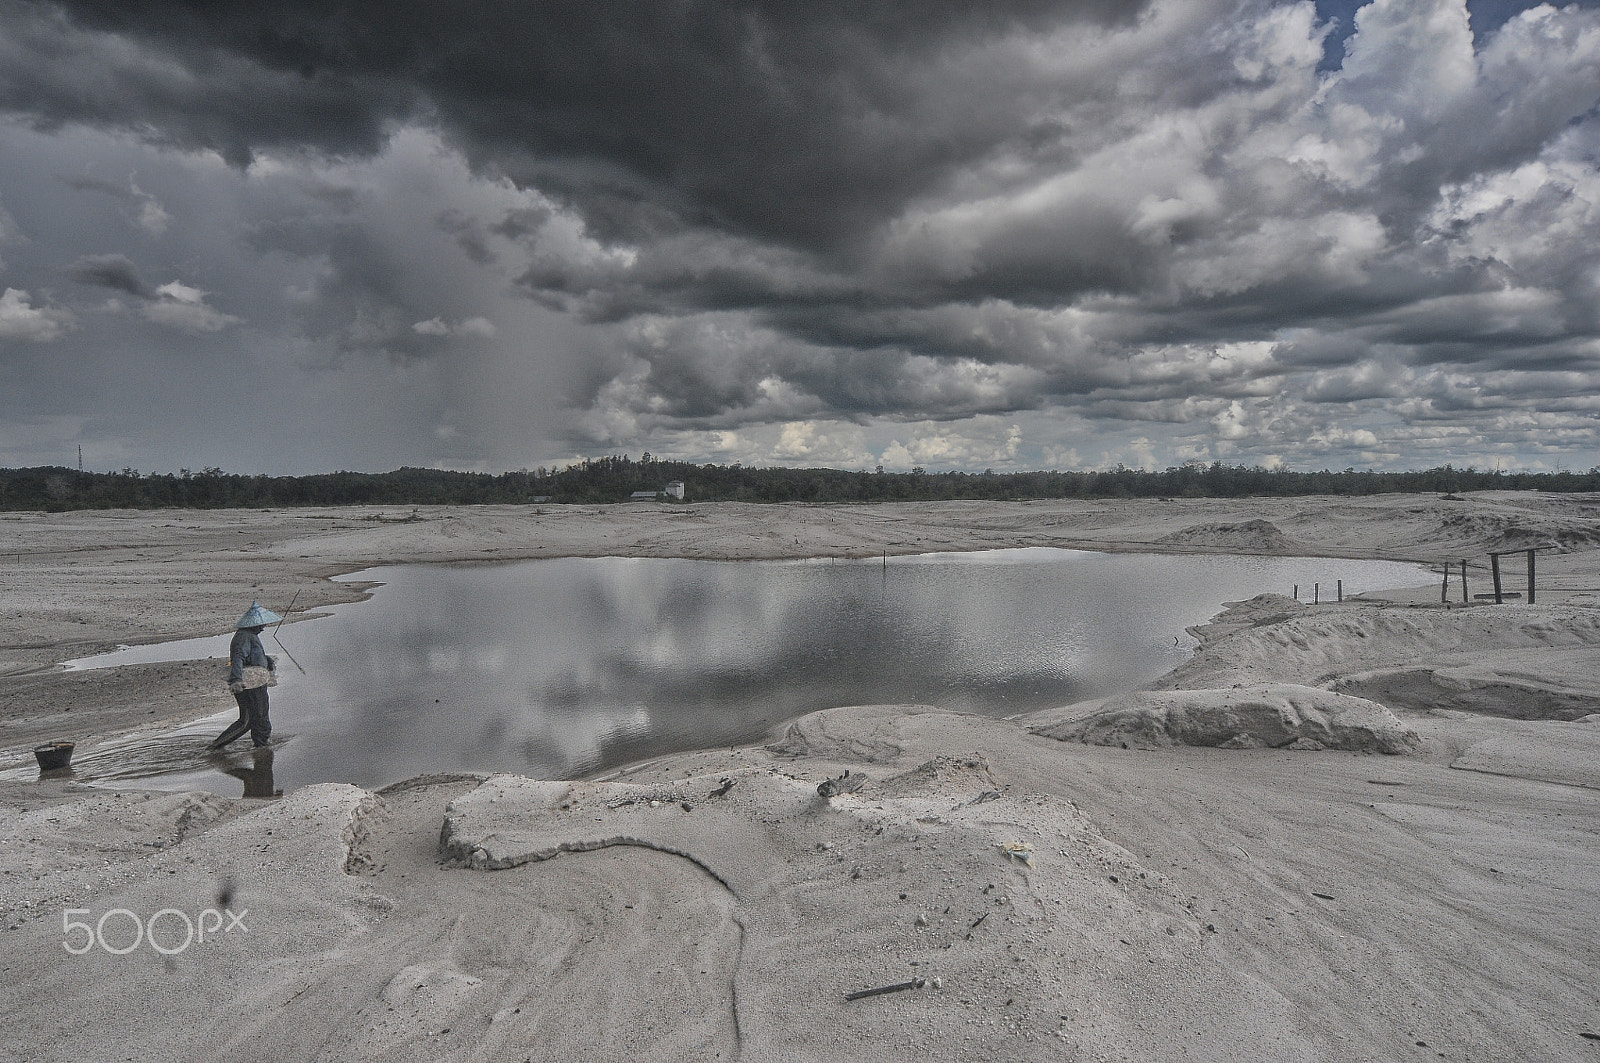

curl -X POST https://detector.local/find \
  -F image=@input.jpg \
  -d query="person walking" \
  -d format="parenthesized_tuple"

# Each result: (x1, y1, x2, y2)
(210, 601, 280, 750)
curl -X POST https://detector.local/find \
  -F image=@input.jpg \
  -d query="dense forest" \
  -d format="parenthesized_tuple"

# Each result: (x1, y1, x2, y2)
(3, 458, 1598, 512)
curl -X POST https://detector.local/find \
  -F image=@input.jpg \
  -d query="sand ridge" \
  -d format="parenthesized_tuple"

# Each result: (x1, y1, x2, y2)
(1034, 683, 1420, 753)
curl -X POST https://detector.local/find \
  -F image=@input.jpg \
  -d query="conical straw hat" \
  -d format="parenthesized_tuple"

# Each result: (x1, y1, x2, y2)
(235, 601, 283, 629)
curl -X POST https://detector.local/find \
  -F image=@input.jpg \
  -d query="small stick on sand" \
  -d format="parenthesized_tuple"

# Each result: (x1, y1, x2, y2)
(845, 978, 925, 1001)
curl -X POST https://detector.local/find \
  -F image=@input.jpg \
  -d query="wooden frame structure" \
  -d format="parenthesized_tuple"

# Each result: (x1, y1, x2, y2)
(1442, 548, 1537, 605)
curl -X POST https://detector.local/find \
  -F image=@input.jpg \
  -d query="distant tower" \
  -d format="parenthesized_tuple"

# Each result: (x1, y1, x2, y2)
(77, 445, 82, 472)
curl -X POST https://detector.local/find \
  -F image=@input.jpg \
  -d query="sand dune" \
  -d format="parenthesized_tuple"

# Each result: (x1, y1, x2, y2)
(2, 492, 1598, 1060)
(1033, 683, 1420, 753)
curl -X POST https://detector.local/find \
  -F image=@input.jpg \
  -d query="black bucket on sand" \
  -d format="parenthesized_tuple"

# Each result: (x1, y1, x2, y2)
(34, 741, 74, 771)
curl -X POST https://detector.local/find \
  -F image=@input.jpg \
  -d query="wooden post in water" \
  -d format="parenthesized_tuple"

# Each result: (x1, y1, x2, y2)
(1314, 582, 1320, 605)
(1460, 559, 1469, 603)
(1337, 579, 1342, 603)
(1490, 552, 1503, 604)
(1527, 548, 1536, 605)
(1440, 564, 1449, 603)
(1293, 584, 1298, 601)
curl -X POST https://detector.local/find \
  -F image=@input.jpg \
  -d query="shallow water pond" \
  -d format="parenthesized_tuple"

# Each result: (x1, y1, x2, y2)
(49, 548, 1426, 795)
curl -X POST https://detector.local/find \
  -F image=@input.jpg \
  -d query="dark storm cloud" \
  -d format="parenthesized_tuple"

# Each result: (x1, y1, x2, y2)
(1301, 365, 1403, 403)
(4, 0, 1600, 473)
(247, 213, 439, 359)
(7, 0, 1150, 243)
(0, 1, 415, 166)
(56, 174, 129, 197)
(64, 252, 151, 298)
(436, 209, 495, 266)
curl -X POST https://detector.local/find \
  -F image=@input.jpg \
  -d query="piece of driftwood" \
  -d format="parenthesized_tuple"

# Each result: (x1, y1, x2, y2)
(817, 770, 865, 798)
(844, 978, 925, 1001)
(710, 777, 736, 798)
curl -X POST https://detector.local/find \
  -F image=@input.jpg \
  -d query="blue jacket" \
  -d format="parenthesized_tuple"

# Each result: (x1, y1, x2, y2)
(229, 629, 275, 683)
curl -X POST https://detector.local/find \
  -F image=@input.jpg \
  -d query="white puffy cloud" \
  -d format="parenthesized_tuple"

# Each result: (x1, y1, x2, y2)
(880, 421, 1024, 470)
(141, 281, 241, 332)
(413, 315, 497, 338)
(771, 420, 874, 467)
(0, 287, 72, 341)
(131, 181, 170, 236)
(154, 280, 203, 303)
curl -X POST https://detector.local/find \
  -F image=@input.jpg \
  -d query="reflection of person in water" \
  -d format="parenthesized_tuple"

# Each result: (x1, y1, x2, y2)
(211, 602, 280, 750)
(217, 745, 279, 798)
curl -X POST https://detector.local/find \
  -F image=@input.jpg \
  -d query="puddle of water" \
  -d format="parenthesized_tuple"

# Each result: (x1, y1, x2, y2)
(46, 548, 1428, 797)
(61, 633, 232, 671)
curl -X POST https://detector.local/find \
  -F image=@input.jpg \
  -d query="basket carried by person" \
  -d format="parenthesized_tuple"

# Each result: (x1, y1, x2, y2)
(228, 664, 277, 693)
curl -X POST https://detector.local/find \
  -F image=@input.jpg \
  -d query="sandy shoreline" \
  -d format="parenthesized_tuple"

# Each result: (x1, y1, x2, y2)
(2, 492, 1599, 1061)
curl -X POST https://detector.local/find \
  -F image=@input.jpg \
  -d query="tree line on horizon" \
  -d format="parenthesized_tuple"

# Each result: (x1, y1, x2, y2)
(2, 457, 1598, 512)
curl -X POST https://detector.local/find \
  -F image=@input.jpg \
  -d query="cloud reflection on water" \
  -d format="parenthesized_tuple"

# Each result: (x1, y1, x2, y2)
(45, 549, 1427, 794)
(264, 549, 1424, 789)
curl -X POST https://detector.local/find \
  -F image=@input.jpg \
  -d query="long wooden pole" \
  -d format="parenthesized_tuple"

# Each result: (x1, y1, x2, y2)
(1491, 553, 1502, 604)
(1527, 549, 1536, 605)
(1460, 559, 1469, 604)
(272, 588, 307, 675)
(272, 589, 299, 638)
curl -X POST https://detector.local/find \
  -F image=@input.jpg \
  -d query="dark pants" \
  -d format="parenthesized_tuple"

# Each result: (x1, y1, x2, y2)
(212, 686, 271, 749)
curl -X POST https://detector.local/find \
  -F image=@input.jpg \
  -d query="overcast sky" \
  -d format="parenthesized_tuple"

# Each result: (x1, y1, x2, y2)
(2, 0, 1599, 475)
